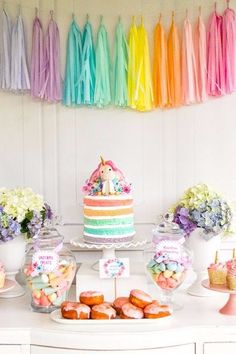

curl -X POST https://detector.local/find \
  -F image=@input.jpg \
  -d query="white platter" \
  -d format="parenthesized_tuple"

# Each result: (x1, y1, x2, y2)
(50, 309, 172, 325)
(0, 279, 16, 293)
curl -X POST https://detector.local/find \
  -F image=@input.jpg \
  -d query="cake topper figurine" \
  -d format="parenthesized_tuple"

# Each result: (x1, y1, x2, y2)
(82, 157, 131, 196)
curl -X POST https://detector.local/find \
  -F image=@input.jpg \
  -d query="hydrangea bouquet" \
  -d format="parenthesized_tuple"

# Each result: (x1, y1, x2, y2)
(172, 184, 232, 240)
(0, 188, 53, 243)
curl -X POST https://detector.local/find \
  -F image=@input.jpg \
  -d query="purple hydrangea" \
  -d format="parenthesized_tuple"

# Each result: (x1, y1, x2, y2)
(173, 206, 197, 236)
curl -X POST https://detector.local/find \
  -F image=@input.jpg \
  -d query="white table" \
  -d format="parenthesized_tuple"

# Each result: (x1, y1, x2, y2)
(0, 286, 236, 354)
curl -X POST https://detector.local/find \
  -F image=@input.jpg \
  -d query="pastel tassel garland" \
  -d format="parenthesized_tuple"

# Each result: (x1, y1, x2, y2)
(134, 19, 153, 111)
(167, 16, 182, 107)
(63, 20, 82, 106)
(31, 16, 44, 98)
(0, 9, 11, 90)
(195, 14, 207, 102)
(182, 17, 199, 104)
(207, 11, 225, 96)
(127, 18, 138, 109)
(10, 14, 30, 91)
(222, 7, 236, 94)
(114, 19, 128, 107)
(81, 20, 96, 105)
(40, 16, 61, 102)
(153, 18, 169, 108)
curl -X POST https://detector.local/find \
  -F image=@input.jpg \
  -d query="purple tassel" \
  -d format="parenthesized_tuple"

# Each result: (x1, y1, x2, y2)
(40, 17, 61, 102)
(31, 16, 44, 98)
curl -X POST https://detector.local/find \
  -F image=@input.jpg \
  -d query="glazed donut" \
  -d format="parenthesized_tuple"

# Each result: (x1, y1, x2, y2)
(79, 291, 104, 306)
(61, 301, 91, 320)
(120, 303, 144, 319)
(113, 297, 129, 315)
(129, 289, 152, 309)
(144, 303, 171, 319)
(91, 304, 116, 320)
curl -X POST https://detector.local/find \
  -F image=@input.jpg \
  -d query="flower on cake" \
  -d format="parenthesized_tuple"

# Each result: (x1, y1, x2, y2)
(170, 184, 232, 240)
(82, 157, 132, 196)
(0, 187, 53, 243)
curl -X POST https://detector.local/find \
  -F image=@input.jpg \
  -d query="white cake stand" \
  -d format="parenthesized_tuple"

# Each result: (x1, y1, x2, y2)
(70, 237, 148, 259)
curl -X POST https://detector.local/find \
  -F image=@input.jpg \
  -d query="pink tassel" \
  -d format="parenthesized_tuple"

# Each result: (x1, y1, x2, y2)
(182, 17, 199, 104)
(40, 17, 61, 102)
(31, 16, 44, 98)
(222, 8, 236, 94)
(195, 14, 207, 102)
(207, 11, 225, 96)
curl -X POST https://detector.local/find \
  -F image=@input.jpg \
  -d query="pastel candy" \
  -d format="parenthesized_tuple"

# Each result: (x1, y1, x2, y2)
(30, 276, 43, 284)
(43, 287, 57, 295)
(32, 282, 49, 290)
(52, 293, 66, 306)
(40, 293, 51, 307)
(41, 274, 49, 283)
(159, 263, 166, 271)
(172, 272, 182, 281)
(167, 277, 178, 289)
(167, 262, 177, 271)
(163, 270, 173, 278)
(176, 264, 184, 272)
(32, 289, 41, 299)
(48, 272, 57, 281)
(32, 295, 40, 305)
(154, 265, 161, 273)
(48, 293, 57, 302)
(147, 260, 156, 268)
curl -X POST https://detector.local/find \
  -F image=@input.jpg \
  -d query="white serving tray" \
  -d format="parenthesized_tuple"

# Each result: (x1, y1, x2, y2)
(50, 309, 172, 325)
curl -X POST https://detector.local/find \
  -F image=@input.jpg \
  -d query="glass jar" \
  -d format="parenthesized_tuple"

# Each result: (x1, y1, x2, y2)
(144, 215, 192, 310)
(23, 228, 76, 313)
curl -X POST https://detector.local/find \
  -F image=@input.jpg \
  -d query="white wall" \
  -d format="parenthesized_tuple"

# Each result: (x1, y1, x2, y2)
(1, 0, 236, 242)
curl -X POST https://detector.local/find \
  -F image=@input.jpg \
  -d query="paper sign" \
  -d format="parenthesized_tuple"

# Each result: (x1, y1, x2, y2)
(155, 240, 181, 262)
(99, 258, 130, 279)
(32, 250, 59, 274)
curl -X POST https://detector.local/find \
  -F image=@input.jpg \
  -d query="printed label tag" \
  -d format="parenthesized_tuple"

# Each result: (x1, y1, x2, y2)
(99, 258, 130, 279)
(32, 250, 59, 274)
(155, 240, 181, 262)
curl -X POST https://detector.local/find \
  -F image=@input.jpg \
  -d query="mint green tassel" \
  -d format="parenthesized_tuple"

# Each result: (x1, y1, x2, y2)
(114, 20, 128, 107)
(94, 22, 112, 107)
(81, 21, 96, 105)
(63, 20, 82, 106)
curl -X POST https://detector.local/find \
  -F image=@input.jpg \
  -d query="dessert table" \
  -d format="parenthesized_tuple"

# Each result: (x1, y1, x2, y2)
(0, 286, 236, 354)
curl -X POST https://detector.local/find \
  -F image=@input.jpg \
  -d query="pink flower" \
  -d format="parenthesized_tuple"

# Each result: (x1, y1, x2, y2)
(123, 184, 131, 194)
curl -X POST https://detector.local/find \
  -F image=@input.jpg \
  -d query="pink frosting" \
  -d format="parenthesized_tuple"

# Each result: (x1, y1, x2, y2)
(63, 302, 91, 315)
(208, 263, 227, 271)
(144, 303, 170, 315)
(226, 260, 236, 270)
(92, 304, 116, 319)
(130, 289, 152, 303)
(80, 291, 103, 298)
(0, 262, 5, 273)
(121, 303, 144, 319)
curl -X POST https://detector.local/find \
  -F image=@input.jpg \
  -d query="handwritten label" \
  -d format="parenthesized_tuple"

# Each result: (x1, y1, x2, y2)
(32, 250, 59, 273)
(155, 240, 181, 262)
(99, 258, 130, 279)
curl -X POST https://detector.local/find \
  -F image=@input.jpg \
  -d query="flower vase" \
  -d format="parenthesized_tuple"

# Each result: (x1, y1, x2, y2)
(0, 234, 26, 298)
(185, 229, 221, 296)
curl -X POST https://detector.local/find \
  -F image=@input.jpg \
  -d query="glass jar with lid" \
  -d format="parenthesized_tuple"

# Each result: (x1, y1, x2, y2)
(144, 214, 192, 309)
(23, 227, 76, 313)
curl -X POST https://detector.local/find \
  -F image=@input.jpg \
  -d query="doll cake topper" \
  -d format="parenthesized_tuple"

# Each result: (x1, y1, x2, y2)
(82, 157, 132, 196)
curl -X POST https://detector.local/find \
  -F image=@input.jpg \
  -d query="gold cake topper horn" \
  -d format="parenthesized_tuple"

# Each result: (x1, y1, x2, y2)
(100, 156, 106, 165)
(214, 251, 219, 264)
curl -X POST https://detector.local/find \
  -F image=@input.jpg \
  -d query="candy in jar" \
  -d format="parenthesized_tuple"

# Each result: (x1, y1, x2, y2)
(23, 228, 76, 313)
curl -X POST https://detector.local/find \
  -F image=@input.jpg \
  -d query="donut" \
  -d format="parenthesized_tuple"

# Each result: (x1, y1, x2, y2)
(61, 301, 91, 320)
(79, 291, 104, 306)
(120, 303, 144, 319)
(144, 303, 171, 319)
(91, 304, 116, 320)
(113, 297, 129, 315)
(129, 289, 152, 309)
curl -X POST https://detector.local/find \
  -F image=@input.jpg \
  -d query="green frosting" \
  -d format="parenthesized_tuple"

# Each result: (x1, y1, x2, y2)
(84, 216, 133, 226)
(84, 226, 135, 236)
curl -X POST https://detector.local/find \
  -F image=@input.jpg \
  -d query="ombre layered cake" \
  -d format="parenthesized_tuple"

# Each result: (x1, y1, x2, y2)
(82, 157, 135, 244)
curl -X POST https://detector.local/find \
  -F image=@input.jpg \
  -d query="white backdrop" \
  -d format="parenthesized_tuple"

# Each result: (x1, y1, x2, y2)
(1, 0, 236, 241)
